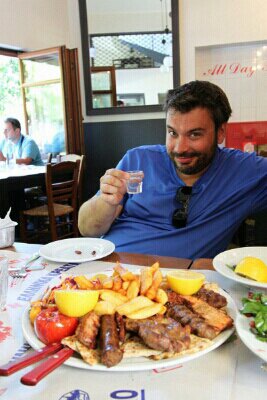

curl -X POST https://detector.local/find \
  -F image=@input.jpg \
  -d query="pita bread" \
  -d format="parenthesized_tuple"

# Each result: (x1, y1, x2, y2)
(61, 335, 100, 365)
(75, 341, 100, 365)
(62, 333, 212, 365)
(61, 335, 78, 351)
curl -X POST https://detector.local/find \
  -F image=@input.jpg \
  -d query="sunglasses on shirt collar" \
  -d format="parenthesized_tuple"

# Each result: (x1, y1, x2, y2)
(172, 186, 193, 228)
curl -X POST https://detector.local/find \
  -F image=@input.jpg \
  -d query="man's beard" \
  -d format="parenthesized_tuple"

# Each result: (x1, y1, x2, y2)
(168, 140, 217, 175)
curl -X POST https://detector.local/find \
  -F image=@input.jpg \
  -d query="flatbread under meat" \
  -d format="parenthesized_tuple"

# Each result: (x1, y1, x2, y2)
(61, 335, 100, 365)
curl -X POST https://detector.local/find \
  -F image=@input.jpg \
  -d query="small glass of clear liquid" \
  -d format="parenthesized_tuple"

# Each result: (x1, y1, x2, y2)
(126, 171, 144, 194)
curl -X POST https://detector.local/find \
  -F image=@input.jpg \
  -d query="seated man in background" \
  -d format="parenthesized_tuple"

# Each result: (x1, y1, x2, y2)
(0, 117, 43, 166)
(78, 80, 267, 259)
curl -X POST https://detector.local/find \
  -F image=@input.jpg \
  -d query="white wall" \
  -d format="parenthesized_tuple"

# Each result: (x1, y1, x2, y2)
(0, 0, 69, 50)
(179, 0, 267, 83)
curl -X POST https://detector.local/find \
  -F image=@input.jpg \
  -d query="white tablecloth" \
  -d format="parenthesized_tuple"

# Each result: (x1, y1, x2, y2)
(0, 165, 45, 180)
(0, 250, 266, 400)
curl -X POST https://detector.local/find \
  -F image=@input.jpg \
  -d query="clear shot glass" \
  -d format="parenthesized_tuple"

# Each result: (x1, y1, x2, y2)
(0, 257, 8, 311)
(126, 170, 144, 194)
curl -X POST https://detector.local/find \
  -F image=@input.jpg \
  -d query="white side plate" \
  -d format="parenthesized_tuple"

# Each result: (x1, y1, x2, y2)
(39, 238, 115, 263)
(236, 312, 267, 363)
(213, 247, 267, 290)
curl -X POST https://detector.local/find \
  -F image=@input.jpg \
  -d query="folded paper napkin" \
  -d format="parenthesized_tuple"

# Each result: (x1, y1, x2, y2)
(0, 208, 18, 229)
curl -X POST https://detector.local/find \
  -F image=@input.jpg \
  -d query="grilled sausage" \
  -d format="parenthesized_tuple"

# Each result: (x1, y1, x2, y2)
(100, 314, 123, 367)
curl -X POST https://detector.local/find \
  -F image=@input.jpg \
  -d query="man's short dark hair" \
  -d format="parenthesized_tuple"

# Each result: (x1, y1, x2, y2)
(4, 117, 21, 130)
(164, 80, 232, 132)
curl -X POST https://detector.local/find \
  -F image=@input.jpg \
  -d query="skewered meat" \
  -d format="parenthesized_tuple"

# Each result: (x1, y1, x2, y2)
(100, 314, 123, 367)
(167, 288, 227, 309)
(166, 303, 217, 340)
(179, 295, 233, 333)
(166, 289, 184, 304)
(75, 311, 100, 348)
(195, 288, 227, 308)
(125, 317, 191, 352)
(115, 312, 126, 343)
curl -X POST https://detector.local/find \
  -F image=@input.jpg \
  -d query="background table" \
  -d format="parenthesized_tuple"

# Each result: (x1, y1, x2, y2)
(0, 166, 45, 218)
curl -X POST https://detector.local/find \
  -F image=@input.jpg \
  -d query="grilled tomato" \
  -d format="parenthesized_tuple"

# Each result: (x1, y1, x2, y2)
(34, 309, 79, 344)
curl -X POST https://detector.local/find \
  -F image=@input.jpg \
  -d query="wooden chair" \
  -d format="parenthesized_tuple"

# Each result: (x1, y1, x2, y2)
(60, 154, 85, 207)
(24, 153, 53, 208)
(20, 160, 80, 243)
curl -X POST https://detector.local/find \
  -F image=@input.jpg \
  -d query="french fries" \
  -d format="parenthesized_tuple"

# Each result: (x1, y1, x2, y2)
(140, 267, 153, 295)
(145, 269, 163, 300)
(116, 296, 154, 317)
(69, 263, 168, 320)
(126, 280, 140, 299)
(94, 300, 116, 316)
(113, 275, 123, 291)
(155, 288, 168, 305)
(100, 290, 128, 306)
(114, 263, 136, 282)
(127, 302, 164, 320)
(74, 275, 94, 290)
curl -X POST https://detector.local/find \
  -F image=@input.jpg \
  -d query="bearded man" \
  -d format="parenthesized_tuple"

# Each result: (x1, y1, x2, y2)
(78, 81, 267, 259)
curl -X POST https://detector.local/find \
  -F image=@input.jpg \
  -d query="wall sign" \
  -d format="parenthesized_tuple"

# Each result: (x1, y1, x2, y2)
(195, 41, 267, 122)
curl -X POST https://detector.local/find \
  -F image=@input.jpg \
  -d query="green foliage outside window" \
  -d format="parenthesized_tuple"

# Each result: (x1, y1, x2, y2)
(0, 56, 22, 117)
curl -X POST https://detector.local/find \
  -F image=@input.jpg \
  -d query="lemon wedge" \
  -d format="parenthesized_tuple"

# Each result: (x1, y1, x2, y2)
(234, 257, 267, 283)
(54, 289, 99, 317)
(166, 270, 205, 295)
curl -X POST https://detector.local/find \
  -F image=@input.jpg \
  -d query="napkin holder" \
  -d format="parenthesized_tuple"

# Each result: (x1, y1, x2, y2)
(0, 209, 18, 248)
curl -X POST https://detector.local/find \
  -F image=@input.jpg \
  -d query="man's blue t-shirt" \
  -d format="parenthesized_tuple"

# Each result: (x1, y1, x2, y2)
(1, 134, 43, 166)
(103, 145, 267, 259)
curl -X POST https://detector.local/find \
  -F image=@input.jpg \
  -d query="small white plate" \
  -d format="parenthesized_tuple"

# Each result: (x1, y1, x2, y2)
(22, 266, 236, 372)
(236, 312, 267, 363)
(213, 247, 267, 290)
(39, 238, 115, 263)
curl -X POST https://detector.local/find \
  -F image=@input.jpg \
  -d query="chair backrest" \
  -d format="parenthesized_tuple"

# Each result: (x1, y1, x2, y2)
(45, 160, 80, 218)
(60, 154, 85, 206)
(60, 154, 82, 162)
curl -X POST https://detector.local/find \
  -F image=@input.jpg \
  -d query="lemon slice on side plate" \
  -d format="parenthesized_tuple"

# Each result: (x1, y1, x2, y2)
(234, 256, 267, 283)
(54, 290, 99, 317)
(166, 270, 205, 295)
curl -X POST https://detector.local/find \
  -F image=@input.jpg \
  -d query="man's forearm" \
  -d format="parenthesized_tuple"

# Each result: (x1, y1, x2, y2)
(78, 195, 121, 237)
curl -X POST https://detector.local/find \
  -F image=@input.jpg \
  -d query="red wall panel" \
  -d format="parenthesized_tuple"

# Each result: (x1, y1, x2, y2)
(226, 121, 267, 152)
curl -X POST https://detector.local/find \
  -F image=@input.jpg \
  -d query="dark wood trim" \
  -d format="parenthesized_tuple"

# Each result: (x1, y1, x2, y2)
(78, 0, 93, 111)
(78, 0, 180, 116)
(0, 48, 20, 57)
(91, 66, 117, 106)
(171, 0, 180, 88)
(91, 30, 171, 37)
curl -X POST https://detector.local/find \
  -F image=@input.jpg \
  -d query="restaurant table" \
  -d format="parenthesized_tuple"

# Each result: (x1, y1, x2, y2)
(0, 244, 266, 400)
(0, 165, 45, 218)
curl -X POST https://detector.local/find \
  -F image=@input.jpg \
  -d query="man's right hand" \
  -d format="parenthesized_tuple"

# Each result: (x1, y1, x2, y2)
(99, 169, 130, 206)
